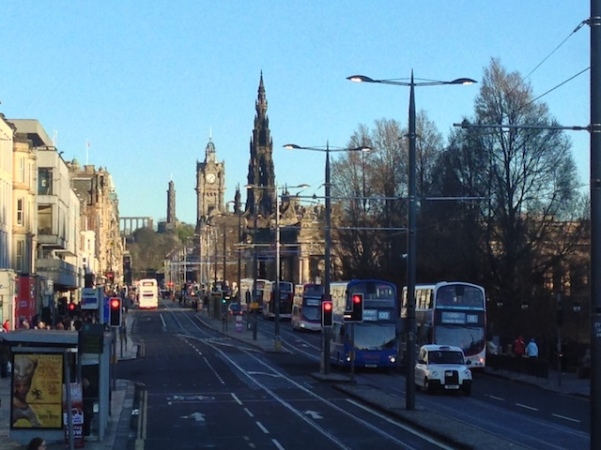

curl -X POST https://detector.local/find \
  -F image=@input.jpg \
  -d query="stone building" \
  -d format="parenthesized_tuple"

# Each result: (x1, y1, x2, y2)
(190, 73, 329, 288)
(68, 160, 123, 287)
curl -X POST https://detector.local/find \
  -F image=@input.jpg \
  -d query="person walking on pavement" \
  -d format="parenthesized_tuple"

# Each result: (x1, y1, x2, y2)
(513, 335, 526, 357)
(526, 338, 538, 358)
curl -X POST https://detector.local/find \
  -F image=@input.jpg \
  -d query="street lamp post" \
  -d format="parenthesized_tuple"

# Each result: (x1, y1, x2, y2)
(284, 143, 370, 375)
(274, 184, 282, 351)
(253, 199, 258, 340)
(348, 72, 475, 409)
(247, 183, 309, 350)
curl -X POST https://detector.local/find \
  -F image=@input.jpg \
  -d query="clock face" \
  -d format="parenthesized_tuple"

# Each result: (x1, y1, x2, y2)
(207, 173, 216, 184)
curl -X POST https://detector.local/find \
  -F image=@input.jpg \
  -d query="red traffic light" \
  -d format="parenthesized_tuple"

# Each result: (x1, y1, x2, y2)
(109, 297, 122, 326)
(322, 300, 333, 327)
(68, 302, 76, 311)
(350, 293, 364, 322)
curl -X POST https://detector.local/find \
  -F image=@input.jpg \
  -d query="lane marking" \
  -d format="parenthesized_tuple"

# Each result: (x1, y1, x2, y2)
(552, 413, 581, 423)
(203, 356, 226, 385)
(515, 403, 539, 411)
(272, 439, 285, 450)
(244, 407, 254, 418)
(346, 399, 456, 450)
(488, 395, 504, 401)
(256, 421, 269, 434)
(231, 392, 243, 405)
(179, 308, 430, 449)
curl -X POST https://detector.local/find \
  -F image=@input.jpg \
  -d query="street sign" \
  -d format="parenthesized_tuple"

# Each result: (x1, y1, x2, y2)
(81, 287, 99, 310)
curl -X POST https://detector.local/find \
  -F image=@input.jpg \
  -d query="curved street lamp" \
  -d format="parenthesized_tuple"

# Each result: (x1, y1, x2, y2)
(348, 71, 475, 410)
(284, 142, 371, 374)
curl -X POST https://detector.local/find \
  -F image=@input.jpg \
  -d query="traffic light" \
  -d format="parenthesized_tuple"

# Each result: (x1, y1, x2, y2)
(350, 293, 364, 322)
(68, 302, 76, 317)
(109, 297, 122, 327)
(57, 298, 67, 316)
(322, 300, 333, 327)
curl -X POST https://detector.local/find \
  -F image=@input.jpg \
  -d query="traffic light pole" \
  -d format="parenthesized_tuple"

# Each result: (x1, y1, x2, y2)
(323, 144, 332, 375)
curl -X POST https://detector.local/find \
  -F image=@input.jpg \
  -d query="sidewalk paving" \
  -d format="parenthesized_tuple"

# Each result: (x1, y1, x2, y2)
(1, 306, 590, 449)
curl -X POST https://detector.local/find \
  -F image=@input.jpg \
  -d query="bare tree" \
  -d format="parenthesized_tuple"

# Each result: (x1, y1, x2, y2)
(440, 58, 585, 336)
(331, 116, 444, 285)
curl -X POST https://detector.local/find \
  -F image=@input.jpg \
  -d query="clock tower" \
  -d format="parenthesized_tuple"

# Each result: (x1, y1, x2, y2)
(196, 138, 226, 231)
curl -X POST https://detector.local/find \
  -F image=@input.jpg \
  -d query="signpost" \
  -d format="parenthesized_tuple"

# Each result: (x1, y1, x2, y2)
(81, 287, 101, 310)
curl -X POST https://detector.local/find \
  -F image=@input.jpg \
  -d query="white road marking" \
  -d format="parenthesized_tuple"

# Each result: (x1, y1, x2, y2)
(247, 371, 280, 377)
(346, 399, 456, 450)
(304, 410, 323, 419)
(244, 407, 254, 418)
(256, 421, 269, 434)
(272, 439, 285, 450)
(231, 392, 243, 405)
(488, 395, 504, 401)
(516, 403, 539, 411)
(552, 413, 581, 423)
(203, 355, 225, 385)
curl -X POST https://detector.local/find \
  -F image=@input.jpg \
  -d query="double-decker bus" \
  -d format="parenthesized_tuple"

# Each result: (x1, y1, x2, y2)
(401, 281, 486, 369)
(329, 279, 399, 369)
(138, 278, 159, 309)
(291, 283, 324, 331)
(262, 281, 294, 320)
(240, 278, 270, 311)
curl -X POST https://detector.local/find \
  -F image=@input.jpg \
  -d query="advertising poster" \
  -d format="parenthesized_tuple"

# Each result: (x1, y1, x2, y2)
(11, 353, 64, 429)
(63, 382, 84, 448)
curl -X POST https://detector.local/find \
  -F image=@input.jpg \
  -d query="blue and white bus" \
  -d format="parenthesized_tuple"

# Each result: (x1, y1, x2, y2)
(401, 281, 487, 369)
(329, 279, 399, 369)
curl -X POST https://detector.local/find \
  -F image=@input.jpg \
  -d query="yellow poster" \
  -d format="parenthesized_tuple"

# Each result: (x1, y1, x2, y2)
(11, 353, 64, 429)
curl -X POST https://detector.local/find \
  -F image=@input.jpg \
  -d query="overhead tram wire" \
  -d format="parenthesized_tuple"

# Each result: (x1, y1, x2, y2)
(525, 19, 588, 80)
(514, 18, 590, 115)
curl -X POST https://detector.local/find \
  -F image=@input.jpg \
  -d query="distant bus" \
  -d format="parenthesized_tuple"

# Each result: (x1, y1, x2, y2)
(330, 279, 399, 369)
(291, 283, 324, 332)
(240, 278, 270, 311)
(262, 281, 294, 320)
(401, 281, 486, 369)
(138, 279, 159, 309)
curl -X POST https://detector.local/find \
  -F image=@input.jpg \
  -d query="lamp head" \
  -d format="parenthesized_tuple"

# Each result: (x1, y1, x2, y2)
(449, 78, 477, 85)
(283, 144, 301, 149)
(347, 75, 376, 83)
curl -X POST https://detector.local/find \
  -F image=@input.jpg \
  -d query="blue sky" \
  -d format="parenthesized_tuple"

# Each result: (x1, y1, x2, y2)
(1, 2, 591, 226)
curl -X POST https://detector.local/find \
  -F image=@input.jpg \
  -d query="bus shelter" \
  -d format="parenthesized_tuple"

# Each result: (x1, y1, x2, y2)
(0, 327, 113, 447)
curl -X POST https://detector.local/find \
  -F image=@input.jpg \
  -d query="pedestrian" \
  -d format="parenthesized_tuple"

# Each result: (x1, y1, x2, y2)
(513, 335, 525, 357)
(526, 338, 538, 358)
(27, 437, 46, 450)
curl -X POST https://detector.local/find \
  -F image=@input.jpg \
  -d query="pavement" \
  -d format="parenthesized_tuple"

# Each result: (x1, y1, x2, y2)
(0, 307, 591, 449)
